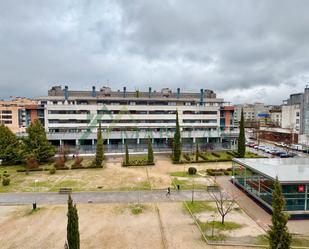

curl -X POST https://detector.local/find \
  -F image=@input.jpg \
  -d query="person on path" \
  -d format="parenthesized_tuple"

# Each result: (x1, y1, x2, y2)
(166, 187, 171, 197)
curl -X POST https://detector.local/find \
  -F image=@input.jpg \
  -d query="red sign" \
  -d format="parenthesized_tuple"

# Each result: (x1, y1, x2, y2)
(298, 185, 305, 193)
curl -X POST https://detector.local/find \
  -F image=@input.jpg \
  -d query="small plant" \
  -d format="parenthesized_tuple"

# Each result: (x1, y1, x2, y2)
(131, 204, 143, 215)
(3, 171, 10, 178)
(49, 167, 56, 174)
(2, 177, 10, 186)
(188, 167, 197, 175)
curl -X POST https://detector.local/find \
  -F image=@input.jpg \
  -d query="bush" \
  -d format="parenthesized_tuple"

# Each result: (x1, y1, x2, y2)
(25, 154, 39, 169)
(199, 153, 208, 161)
(183, 153, 191, 162)
(54, 157, 65, 169)
(2, 177, 10, 186)
(49, 167, 56, 174)
(188, 167, 197, 175)
(211, 152, 221, 158)
(72, 156, 83, 168)
(3, 173, 10, 178)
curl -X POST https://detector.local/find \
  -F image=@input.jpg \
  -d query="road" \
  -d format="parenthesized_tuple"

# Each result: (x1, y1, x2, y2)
(0, 190, 214, 205)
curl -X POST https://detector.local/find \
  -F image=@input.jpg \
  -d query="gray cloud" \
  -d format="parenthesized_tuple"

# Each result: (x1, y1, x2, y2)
(0, 0, 309, 104)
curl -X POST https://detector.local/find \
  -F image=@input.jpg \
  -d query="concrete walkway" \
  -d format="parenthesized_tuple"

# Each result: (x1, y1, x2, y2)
(0, 190, 213, 205)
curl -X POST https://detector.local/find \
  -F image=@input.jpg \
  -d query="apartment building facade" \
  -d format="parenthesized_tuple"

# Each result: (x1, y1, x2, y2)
(37, 86, 237, 151)
(0, 97, 38, 133)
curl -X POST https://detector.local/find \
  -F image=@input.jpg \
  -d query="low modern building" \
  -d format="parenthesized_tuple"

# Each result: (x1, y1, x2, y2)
(232, 158, 309, 215)
(37, 86, 238, 151)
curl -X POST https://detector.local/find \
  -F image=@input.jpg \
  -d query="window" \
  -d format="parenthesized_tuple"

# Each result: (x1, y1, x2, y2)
(296, 112, 300, 117)
(1, 110, 12, 114)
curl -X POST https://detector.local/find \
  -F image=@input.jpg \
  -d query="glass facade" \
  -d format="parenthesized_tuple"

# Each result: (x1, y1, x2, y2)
(232, 161, 309, 212)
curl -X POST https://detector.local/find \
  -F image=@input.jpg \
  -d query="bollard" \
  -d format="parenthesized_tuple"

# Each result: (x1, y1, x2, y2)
(32, 202, 37, 210)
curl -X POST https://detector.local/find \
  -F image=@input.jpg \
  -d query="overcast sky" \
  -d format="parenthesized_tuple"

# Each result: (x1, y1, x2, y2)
(1, 0, 309, 104)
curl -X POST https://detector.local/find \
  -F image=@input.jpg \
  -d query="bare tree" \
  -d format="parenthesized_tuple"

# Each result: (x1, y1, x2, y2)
(209, 190, 235, 225)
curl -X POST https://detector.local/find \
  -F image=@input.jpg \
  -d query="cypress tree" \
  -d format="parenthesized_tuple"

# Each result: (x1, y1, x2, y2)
(147, 137, 154, 164)
(67, 194, 80, 249)
(24, 120, 55, 163)
(125, 143, 129, 165)
(237, 108, 246, 158)
(195, 143, 199, 162)
(267, 178, 291, 249)
(172, 110, 181, 162)
(94, 123, 104, 166)
(0, 124, 23, 165)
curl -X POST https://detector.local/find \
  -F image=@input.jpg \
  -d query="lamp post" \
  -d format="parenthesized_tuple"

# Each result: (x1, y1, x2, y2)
(137, 177, 141, 205)
(191, 177, 195, 203)
(34, 179, 38, 192)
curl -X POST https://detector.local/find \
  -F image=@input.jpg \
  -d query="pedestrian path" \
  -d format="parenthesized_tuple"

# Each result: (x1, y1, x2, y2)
(0, 190, 213, 205)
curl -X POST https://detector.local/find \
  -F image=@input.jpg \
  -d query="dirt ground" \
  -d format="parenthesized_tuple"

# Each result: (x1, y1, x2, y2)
(0, 203, 206, 249)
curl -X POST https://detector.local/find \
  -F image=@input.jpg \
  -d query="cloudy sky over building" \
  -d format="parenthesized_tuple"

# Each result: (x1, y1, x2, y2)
(1, 0, 309, 104)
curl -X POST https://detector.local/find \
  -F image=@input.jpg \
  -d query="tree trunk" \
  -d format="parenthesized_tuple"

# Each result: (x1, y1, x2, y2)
(221, 215, 225, 225)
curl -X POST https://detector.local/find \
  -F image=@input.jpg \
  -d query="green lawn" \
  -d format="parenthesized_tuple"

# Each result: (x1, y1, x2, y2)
(169, 171, 201, 178)
(185, 201, 216, 213)
(181, 150, 262, 164)
(172, 178, 208, 190)
(199, 220, 242, 231)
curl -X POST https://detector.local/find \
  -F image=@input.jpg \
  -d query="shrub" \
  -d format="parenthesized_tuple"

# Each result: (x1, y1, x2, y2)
(25, 154, 39, 169)
(183, 153, 191, 162)
(2, 177, 10, 186)
(3, 173, 10, 178)
(199, 153, 208, 161)
(72, 156, 83, 168)
(224, 170, 230, 175)
(49, 167, 56, 175)
(211, 152, 221, 158)
(188, 167, 197, 175)
(54, 156, 65, 169)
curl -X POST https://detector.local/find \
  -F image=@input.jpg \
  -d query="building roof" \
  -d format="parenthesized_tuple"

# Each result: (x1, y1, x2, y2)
(233, 158, 309, 183)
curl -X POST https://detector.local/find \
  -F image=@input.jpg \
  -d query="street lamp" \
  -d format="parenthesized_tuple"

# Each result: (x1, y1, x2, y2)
(137, 177, 141, 205)
(34, 179, 38, 192)
(191, 177, 195, 203)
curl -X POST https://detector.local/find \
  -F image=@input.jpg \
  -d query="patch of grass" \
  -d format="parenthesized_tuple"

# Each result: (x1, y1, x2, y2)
(119, 180, 151, 191)
(131, 204, 144, 215)
(172, 178, 208, 190)
(24, 207, 44, 216)
(185, 201, 216, 213)
(206, 234, 227, 241)
(199, 220, 242, 231)
(169, 172, 200, 178)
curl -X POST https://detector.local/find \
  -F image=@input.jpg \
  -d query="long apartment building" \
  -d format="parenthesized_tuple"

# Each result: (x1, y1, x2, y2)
(37, 86, 237, 150)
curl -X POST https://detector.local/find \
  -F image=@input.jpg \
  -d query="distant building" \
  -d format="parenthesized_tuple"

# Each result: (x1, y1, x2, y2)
(234, 103, 281, 127)
(281, 88, 309, 145)
(269, 106, 282, 127)
(0, 97, 38, 134)
(37, 86, 237, 151)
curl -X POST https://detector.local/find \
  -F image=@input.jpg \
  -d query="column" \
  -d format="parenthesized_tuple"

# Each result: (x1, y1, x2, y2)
(305, 184, 308, 210)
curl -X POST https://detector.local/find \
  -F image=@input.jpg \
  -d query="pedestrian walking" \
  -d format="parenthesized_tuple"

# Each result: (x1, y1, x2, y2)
(166, 187, 171, 197)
